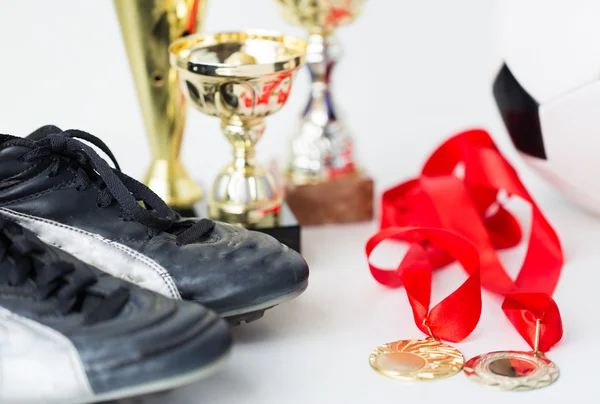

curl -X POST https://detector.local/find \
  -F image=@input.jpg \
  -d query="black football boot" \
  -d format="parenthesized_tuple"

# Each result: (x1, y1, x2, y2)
(0, 216, 231, 404)
(0, 126, 309, 325)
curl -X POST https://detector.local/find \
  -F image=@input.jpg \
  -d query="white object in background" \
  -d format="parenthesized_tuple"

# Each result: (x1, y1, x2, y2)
(493, 0, 600, 215)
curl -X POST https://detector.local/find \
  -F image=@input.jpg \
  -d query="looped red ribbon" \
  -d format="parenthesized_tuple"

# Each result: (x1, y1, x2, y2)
(366, 129, 564, 351)
(366, 227, 482, 342)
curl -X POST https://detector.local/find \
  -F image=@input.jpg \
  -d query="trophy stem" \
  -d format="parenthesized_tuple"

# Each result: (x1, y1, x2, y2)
(305, 33, 339, 117)
(222, 117, 263, 167)
(209, 118, 281, 227)
(288, 33, 356, 184)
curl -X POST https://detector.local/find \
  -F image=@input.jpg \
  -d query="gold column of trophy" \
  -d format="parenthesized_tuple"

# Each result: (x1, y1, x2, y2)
(170, 31, 306, 252)
(113, 0, 207, 216)
(274, 0, 374, 225)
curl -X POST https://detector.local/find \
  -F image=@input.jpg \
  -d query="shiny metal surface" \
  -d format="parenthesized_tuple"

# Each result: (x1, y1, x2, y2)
(114, 0, 206, 209)
(274, 0, 366, 184)
(274, 0, 365, 35)
(170, 31, 306, 226)
(464, 351, 559, 391)
(369, 338, 465, 381)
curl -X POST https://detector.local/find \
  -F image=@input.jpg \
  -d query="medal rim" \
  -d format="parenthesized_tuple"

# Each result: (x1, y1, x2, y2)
(464, 350, 559, 391)
(369, 338, 465, 382)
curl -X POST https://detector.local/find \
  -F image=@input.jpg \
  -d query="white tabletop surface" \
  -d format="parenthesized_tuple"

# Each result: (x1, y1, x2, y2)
(0, 1, 598, 403)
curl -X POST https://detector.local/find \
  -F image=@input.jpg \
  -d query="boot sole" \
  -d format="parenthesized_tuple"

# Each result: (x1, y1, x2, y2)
(222, 280, 308, 326)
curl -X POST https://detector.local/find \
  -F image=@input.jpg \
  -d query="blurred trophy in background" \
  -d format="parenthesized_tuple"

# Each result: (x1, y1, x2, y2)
(113, 0, 207, 217)
(274, 0, 374, 225)
(170, 31, 307, 252)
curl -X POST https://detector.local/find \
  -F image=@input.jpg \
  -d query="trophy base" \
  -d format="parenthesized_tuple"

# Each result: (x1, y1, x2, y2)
(195, 202, 301, 253)
(285, 172, 375, 226)
(248, 204, 301, 255)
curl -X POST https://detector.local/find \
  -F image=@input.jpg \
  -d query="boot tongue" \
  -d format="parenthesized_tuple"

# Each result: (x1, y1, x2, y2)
(27, 125, 63, 140)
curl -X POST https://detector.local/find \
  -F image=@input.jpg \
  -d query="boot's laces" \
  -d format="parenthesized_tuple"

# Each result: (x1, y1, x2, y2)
(0, 217, 130, 325)
(4, 129, 215, 245)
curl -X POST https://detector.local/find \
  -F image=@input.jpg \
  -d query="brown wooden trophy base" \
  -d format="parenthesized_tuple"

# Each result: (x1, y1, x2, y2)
(284, 172, 374, 226)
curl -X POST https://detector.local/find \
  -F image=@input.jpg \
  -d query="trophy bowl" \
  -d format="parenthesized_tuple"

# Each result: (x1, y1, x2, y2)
(170, 31, 306, 226)
(274, 0, 366, 34)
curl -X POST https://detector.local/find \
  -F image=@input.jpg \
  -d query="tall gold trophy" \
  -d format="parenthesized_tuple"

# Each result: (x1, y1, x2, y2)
(170, 31, 306, 252)
(113, 0, 207, 216)
(274, 0, 374, 225)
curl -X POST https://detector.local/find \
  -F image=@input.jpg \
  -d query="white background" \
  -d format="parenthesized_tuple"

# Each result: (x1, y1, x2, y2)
(1, 1, 599, 403)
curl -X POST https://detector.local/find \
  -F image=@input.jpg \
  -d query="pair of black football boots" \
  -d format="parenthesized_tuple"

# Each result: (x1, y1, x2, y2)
(0, 126, 309, 403)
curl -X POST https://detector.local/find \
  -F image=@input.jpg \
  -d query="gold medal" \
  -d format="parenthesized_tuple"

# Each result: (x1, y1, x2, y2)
(464, 320, 559, 391)
(369, 337, 464, 381)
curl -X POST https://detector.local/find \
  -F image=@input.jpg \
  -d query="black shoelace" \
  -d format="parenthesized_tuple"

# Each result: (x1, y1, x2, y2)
(5, 129, 215, 245)
(0, 217, 130, 325)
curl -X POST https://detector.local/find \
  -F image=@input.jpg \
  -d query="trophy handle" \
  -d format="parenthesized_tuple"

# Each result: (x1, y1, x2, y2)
(114, 0, 207, 210)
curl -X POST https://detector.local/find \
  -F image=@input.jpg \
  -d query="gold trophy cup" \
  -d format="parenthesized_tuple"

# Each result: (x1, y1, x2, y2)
(170, 31, 306, 234)
(114, 0, 207, 215)
(273, 0, 374, 225)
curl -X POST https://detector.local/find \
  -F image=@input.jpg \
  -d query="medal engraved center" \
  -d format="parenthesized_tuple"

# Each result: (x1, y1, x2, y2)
(488, 358, 537, 378)
(377, 352, 426, 374)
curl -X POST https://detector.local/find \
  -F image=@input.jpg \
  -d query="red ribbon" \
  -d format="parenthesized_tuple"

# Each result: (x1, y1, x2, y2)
(366, 227, 482, 342)
(366, 129, 564, 351)
(186, 0, 201, 34)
